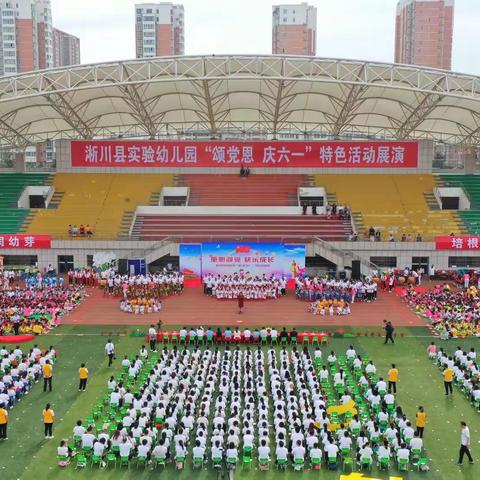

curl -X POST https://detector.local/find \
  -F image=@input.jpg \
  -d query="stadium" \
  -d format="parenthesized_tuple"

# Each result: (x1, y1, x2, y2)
(0, 54, 479, 480)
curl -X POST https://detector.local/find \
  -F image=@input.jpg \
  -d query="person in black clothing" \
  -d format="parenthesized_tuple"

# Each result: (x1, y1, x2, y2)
(280, 328, 288, 343)
(289, 327, 298, 344)
(302, 203, 308, 215)
(384, 320, 395, 344)
(312, 204, 317, 215)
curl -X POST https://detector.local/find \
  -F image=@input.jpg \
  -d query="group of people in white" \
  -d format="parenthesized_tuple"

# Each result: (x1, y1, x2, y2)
(434, 345, 480, 405)
(203, 273, 287, 300)
(102, 270, 184, 296)
(0, 345, 56, 418)
(65, 344, 426, 471)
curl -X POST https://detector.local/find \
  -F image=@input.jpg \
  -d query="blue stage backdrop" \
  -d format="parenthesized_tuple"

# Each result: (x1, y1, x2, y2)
(180, 242, 305, 280)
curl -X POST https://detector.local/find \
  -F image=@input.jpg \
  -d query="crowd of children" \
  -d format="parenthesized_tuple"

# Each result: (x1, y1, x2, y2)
(0, 345, 57, 439)
(61, 345, 426, 472)
(0, 285, 85, 336)
(405, 284, 480, 338)
(431, 344, 480, 408)
(111, 272, 183, 314)
(203, 273, 286, 301)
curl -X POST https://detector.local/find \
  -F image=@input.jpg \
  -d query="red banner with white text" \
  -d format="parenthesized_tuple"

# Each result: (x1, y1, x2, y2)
(0, 234, 51, 249)
(71, 140, 419, 168)
(435, 236, 480, 251)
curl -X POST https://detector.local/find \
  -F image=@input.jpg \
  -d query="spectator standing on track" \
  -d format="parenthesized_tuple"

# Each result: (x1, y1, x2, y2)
(458, 421, 474, 465)
(78, 363, 88, 391)
(383, 320, 395, 344)
(42, 359, 53, 392)
(105, 339, 115, 367)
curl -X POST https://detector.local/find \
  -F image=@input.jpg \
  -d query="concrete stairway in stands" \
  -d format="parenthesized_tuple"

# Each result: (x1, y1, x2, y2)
(130, 214, 352, 242)
(178, 174, 312, 206)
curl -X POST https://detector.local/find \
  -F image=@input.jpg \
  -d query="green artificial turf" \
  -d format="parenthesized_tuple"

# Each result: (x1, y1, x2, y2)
(0, 325, 478, 480)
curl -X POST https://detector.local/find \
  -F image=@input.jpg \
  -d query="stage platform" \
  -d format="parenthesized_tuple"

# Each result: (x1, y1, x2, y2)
(64, 286, 426, 328)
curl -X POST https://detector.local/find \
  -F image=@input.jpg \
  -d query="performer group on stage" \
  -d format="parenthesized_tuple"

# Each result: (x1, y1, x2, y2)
(202, 272, 288, 300)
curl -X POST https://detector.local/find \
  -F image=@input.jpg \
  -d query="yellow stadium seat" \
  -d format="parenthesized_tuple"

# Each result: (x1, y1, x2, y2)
(26, 173, 173, 239)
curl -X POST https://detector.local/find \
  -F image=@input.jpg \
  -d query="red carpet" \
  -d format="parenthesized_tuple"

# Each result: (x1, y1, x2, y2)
(64, 287, 425, 328)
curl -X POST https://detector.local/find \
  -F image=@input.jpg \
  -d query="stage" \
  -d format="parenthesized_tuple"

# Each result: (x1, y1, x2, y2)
(64, 286, 426, 327)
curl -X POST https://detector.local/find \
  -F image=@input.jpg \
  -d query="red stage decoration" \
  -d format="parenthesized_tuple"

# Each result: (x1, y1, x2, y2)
(0, 234, 51, 249)
(435, 235, 480, 251)
(0, 334, 35, 344)
(71, 140, 419, 169)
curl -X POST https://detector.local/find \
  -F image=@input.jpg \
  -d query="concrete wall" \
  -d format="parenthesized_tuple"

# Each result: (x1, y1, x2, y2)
(0, 239, 473, 271)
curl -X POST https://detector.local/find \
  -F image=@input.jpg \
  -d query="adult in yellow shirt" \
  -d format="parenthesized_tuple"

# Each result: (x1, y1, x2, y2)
(415, 406, 426, 438)
(78, 363, 89, 391)
(42, 403, 55, 439)
(0, 404, 8, 440)
(388, 363, 399, 393)
(42, 360, 53, 392)
(443, 367, 453, 396)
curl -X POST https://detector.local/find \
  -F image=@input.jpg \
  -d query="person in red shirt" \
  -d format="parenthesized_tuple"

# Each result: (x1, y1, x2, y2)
(238, 292, 245, 314)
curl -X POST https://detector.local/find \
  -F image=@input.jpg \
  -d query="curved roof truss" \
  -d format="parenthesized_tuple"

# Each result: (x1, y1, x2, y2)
(0, 55, 479, 147)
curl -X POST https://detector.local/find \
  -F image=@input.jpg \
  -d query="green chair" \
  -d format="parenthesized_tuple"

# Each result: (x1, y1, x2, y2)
(293, 457, 304, 471)
(106, 453, 116, 468)
(243, 446, 253, 468)
(398, 457, 409, 471)
(212, 456, 223, 469)
(416, 457, 428, 471)
(176, 455, 186, 468)
(328, 456, 337, 470)
(277, 458, 288, 469)
(57, 455, 69, 467)
(361, 456, 372, 471)
(193, 456, 204, 469)
(152, 456, 166, 469)
(378, 456, 390, 470)
(136, 456, 147, 468)
(90, 454, 102, 468)
(76, 455, 88, 469)
(120, 456, 130, 468)
(227, 456, 237, 468)
(343, 456, 353, 472)
(259, 457, 270, 470)
(311, 456, 322, 470)
(82, 446, 93, 456)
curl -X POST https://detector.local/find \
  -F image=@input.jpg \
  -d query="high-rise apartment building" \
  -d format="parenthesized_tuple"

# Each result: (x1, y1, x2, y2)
(394, 0, 454, 70)
(135, 3, 184, 58)
(272, 3, 317, 56)
(52, 28, 80, 67)
(0, 0, 79, 76)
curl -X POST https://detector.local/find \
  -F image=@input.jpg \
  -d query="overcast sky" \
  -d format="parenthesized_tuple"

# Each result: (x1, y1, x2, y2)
(52, 0, 480, 75)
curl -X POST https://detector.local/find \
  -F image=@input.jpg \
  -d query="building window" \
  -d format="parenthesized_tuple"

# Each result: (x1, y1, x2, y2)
(412, 257, 429, 271)
(448, 256, 480, 268)
(58, 255, 74, 274)
(370, 256, 397, 268)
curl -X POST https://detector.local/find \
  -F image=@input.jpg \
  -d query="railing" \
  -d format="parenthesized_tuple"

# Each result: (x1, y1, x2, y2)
(313, 236, 380, 274)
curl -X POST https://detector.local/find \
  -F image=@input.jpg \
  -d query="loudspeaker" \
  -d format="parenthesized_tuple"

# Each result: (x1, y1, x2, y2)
(352, 260, 361, 279)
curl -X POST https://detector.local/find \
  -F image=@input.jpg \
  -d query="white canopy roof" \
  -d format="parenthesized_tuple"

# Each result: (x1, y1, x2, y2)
(0, 55, 479, 146)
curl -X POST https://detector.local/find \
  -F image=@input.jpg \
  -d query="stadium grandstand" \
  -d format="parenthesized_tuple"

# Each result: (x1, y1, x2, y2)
(1, 55, 480, 480)
(0, 55, 478, 273)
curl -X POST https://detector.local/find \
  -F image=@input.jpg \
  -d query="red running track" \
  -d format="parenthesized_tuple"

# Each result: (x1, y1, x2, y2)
(64, 287, 426, 328)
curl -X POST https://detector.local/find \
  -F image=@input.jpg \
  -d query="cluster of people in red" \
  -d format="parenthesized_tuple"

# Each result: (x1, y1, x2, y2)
(67, 225, 93, 237)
